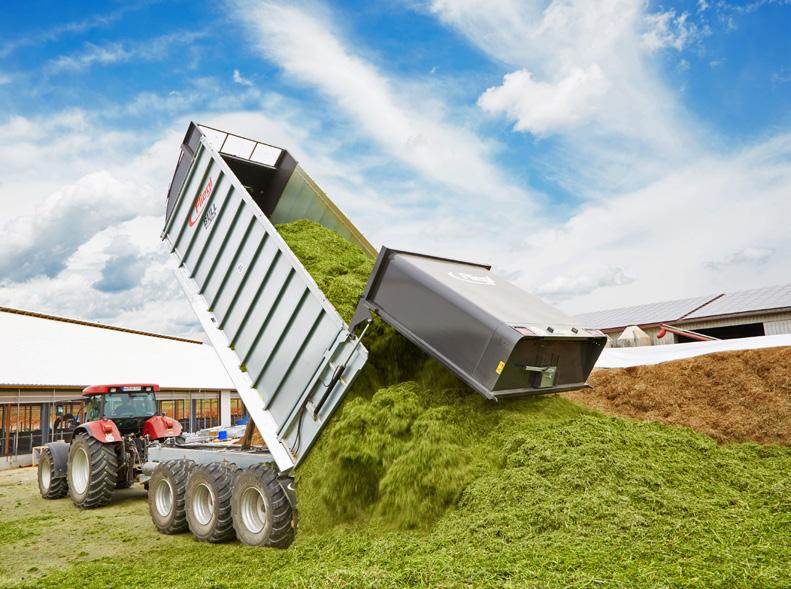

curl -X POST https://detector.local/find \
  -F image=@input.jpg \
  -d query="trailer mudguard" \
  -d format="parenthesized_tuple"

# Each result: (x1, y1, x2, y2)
(75, 420, 122, 443)
(45, 441, 70, 478)
(142, 415, 183, 440)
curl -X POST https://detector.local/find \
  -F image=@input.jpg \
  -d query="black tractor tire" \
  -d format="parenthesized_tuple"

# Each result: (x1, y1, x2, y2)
(231, 464, 295, 548)
(38, 446, 68, 499)
(67, 434, 118, 509)
(148, 459, 195, 534)
(115, 463, 133, 489)
(185, 463, 237, 543)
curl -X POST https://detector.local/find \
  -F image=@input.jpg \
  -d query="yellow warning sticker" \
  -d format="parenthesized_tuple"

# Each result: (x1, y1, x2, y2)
(495, 361, 505, 375)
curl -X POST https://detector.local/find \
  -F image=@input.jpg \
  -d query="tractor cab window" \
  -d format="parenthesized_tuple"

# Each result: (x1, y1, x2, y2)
(103, 393, 157, 419)
(85, 396, 101, 422)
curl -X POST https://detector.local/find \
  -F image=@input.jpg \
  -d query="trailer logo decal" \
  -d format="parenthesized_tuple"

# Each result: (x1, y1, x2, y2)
(188, 177, 214, 227)
(448, 272, 495, 286)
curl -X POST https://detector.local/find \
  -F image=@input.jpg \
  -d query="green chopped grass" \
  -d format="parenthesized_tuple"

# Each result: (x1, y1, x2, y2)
(3, 220, 789, 588)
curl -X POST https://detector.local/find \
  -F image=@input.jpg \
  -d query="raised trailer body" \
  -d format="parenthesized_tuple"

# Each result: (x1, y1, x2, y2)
(162, 123, 370, 473)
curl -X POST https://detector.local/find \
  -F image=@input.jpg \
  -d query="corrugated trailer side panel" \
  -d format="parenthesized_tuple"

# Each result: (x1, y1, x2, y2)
(162, 127, 367, 472)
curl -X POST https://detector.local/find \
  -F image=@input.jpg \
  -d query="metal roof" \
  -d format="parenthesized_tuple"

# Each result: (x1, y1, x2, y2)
(575, 294, 718, 330)
(684, 283, 791, 320)
(575, 283, 791, 330)
(0, 307, 234, 390)
(0, 306, 202, 344)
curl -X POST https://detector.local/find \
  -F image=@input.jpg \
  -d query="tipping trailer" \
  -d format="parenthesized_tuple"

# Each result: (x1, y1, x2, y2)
(154, 123, 605, 547)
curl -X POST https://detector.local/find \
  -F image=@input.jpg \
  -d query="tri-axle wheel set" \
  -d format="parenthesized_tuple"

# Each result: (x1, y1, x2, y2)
(38, 444, 295, 548)
(36, 384, 296, 549)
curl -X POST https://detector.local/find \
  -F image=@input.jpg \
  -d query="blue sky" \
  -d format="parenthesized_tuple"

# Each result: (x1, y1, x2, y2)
(0, 0, 789, 337)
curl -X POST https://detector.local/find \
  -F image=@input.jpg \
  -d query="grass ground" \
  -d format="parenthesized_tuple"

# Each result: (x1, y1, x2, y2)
(1, 394, 789, 589)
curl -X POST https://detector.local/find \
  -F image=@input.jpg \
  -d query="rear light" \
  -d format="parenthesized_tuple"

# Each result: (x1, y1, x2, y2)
(102, 422, 114, 434)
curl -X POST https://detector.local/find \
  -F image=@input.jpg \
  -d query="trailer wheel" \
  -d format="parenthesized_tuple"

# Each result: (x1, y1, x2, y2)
(148, 459, 195, 534)
(67, 434, 118, 509)
(185, 463, 237, 543)
(38, 447, 68, 499)
(231, 465, 295, 548)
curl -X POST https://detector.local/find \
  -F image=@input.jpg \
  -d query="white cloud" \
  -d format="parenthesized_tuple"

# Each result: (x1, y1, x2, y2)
(705, 247, 775, 271)
(535, 267, 634, 301)
(0, 214, 203, 339)
(46, 32, 205, 73)
(0, 2, 147, 59)
(232, 69, 253, 86)
(641, 10, 702, 52)
(0, 171, 154, 281)
(233, 0, 533, 208)
(516, 134, 791, 313)
(0, 111, 147, 220)
(0, 110, 203, 337)
(478, 66, 609, 136)
(427, 0, 701, 190)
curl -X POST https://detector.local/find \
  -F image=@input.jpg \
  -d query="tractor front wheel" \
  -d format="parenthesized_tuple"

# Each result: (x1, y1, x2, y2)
(38, 446, 68, 499)
(67, 434, 118, 509)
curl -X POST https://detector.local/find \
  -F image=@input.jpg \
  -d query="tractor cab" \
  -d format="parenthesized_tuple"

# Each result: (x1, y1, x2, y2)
(82, 384, 160, 436)
(82, 384, 181, 441)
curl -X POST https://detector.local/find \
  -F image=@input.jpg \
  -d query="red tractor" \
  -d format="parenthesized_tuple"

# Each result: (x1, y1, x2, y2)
(37, 384, 182, 508)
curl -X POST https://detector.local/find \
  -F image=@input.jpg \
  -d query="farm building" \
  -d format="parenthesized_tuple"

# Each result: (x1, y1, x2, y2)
(576, 283, 791, 346)
(0, 306, 239, 469)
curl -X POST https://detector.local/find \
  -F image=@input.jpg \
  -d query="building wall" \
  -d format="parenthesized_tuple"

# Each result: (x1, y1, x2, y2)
(676, 311, 791, 344)
(604, 310, 791, 347)
(765, 317, 791, 335)
(0, 388, 243, 470)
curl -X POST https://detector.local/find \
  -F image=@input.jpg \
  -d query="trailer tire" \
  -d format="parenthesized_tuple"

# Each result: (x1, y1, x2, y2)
(231, 465, 295, 548)
(148, 460, 195, 534)
(185, 463, 237, 543)
(67, 434, 118, 509)
(38, 446, 68, 499)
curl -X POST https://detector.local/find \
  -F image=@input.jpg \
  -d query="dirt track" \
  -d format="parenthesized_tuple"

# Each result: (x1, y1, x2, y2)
(567, 346, 791, 444)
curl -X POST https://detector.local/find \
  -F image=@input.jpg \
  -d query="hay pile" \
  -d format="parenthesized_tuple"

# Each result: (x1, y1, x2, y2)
(569, 347, 791, 444)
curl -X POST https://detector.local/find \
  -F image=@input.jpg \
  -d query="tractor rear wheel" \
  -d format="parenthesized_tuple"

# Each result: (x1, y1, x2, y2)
(231, 465, 295, 548)
(115, 461, 133, 489)
(38, 446, 68, 499)
(67, 434, 118, 509)
(185, 463, 237, 543)
(148, 459, 195, 534)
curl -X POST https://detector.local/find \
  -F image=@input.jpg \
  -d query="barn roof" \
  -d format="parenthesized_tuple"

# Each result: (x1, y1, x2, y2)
(0, 307, 233, 390)
(575, 283, 791, 331)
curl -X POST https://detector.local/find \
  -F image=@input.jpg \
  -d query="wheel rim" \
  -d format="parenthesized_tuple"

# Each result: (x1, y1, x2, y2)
(71, 447, 90, 495)
(40, 455, 51, 490)
(239, 486, 267, 535)
(193, 483, 214, 526)
(154, 478, 174, 517)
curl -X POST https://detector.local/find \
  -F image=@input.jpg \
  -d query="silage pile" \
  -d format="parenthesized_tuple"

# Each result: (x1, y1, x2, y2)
(570, 347, 791, 444)
(278, 220, 791, 544)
